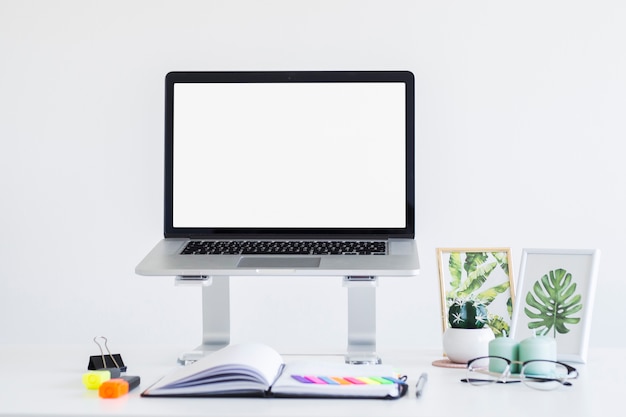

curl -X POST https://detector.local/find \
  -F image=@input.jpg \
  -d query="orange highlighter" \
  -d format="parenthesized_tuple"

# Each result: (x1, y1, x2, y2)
(99, 376, 141, 399)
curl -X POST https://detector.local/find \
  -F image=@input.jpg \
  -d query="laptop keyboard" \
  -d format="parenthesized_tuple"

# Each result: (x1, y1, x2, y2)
(181, 240, 387, 255)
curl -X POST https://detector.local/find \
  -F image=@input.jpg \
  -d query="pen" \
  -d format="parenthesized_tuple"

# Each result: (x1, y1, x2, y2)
(415, 372, 428, 398)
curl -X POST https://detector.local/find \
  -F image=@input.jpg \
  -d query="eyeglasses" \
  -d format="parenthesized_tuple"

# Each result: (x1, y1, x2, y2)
(463, 356, 579, 391)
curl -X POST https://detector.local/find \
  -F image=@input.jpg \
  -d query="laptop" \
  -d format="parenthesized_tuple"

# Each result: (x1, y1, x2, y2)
(136, 71, 420, 277)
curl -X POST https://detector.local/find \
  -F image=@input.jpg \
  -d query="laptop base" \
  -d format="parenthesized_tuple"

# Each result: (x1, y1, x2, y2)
(174, 275, 382, 365)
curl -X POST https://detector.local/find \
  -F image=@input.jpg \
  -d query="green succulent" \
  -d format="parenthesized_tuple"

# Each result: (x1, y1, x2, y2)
(448, 298, 488, 329)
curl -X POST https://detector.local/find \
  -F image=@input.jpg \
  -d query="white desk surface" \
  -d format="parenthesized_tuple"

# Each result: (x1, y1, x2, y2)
(0, 344, 621, 417)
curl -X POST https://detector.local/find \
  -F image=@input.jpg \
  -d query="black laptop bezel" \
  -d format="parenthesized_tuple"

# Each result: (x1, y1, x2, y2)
(163, 70, 415, 240)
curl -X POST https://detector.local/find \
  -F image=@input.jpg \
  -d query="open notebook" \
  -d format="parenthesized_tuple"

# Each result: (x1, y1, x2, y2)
(141, 343, 408, 399)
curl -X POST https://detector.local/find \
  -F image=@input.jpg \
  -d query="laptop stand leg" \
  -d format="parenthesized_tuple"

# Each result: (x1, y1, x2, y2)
(344, 276, 381, 364)
(175, 275, 231, 364)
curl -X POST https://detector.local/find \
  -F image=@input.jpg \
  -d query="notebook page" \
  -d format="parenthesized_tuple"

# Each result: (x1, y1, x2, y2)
(149, 343, 284, 391)
(271, 360, 404, 398)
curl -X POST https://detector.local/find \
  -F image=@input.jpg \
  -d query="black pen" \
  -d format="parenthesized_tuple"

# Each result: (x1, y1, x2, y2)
(415, 372, 428, 397)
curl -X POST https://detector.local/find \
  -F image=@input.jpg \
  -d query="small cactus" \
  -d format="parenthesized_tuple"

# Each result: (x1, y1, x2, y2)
(448, 298, 488, 329)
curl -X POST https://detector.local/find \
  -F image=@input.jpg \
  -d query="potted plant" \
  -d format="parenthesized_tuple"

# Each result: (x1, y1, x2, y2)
(443, 297, 495, 363)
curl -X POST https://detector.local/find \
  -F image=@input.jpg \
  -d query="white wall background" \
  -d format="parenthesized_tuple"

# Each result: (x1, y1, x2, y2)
(1, 0, 624, 354)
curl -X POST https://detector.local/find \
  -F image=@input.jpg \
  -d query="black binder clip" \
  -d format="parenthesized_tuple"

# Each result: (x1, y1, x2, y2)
(88, 336, 127, 372)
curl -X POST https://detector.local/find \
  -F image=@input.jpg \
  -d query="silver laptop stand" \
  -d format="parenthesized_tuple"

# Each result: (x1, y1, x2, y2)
(175, 275, 382, 365)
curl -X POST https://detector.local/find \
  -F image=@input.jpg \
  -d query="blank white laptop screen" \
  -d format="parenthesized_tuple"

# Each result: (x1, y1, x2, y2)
(172, 82, 407, 229)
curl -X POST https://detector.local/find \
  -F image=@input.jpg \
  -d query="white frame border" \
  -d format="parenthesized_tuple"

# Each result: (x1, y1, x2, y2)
(511, 248, 600, 363)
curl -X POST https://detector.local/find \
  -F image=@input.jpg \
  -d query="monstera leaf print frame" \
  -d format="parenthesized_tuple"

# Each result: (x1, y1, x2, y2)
(511, 249, 600, 363)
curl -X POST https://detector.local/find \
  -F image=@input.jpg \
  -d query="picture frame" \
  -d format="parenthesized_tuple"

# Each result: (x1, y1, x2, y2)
(511, 248, 600, 363)
(437, 248, 516, 337)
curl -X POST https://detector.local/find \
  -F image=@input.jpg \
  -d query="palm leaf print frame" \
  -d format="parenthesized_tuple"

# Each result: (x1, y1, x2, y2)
(511, 248, 600, 363)
(437, 248, 515, 337)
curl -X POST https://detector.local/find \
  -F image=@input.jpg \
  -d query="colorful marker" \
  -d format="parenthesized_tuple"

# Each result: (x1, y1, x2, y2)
(82, 368, 122, 390)
(98, 376, 140, 399)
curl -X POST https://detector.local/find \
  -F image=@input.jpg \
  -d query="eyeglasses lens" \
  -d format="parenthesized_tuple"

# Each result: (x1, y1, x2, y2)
(521, 361, 571, 391)
(467, 357, 508, 385)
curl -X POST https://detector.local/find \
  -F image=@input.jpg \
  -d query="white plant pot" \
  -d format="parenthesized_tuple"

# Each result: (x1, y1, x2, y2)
(443, 327, 495, 364)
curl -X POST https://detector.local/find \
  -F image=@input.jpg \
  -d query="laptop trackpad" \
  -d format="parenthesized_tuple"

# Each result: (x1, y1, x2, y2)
(237, 257, 321, 268)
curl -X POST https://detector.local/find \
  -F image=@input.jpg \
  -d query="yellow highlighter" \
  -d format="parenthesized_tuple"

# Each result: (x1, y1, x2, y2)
(82, 368, 121, 390)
